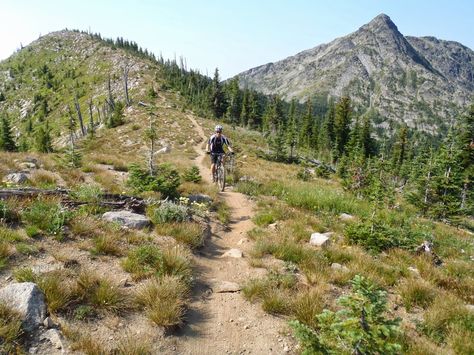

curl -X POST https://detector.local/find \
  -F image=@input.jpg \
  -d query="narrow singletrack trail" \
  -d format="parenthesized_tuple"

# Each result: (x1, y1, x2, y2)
(170, 116, 294, 354)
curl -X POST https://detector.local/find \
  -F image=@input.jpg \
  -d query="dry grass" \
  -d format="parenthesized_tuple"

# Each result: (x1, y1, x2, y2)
(91, 233, 123, 256)
(398, 278, 438, 311)
(135, 275, 188, 328)
(0, 303, 23, 354)
(29, 169, 58, 187)
(290, 286, 328, 328)
(155, 222, 203, 249)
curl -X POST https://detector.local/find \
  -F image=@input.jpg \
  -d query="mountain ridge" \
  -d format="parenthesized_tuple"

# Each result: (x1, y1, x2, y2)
(236, 14, 474, 133)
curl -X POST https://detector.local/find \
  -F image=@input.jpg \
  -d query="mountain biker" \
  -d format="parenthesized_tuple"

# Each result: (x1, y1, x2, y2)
(206, 125, 233, 182)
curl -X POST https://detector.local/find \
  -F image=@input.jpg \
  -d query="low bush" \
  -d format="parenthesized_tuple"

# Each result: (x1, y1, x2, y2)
(127, 163, 180, 198)
(148, 201, 189, 224)
(183, 165, 202, 183)
(21, 198, 71, 239)
(290, 275, 402, 355)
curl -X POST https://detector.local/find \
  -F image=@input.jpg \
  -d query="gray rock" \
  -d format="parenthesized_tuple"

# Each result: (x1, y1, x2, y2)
(309, 232, 332, 247)
(0, 282, 47, 331)
(213, 281, 241, 293)
(331, 263, 349, 272)
(102, 211, 151, 229)
(466, 305, 474, 313)
(3, 172, 29, 184)
(157, 146, 171, 154)
(188, 194, 212, 204)
(221, 249, 243, 258)
(43, 316, 55, 329)
(40, 329, 65, 349)
(339, 213, 356, 221)
(19, 162, 37, 170)
(408, 266, 420, 275)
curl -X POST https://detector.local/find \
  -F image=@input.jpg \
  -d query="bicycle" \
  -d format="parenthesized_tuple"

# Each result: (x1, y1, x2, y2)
(212, 153, 226, 191)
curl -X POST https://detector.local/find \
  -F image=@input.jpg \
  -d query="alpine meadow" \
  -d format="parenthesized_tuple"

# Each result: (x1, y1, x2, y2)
(0, 9, 473, 355)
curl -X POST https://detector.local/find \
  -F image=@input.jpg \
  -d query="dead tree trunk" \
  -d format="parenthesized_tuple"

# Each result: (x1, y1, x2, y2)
(123, 61, 131, 106)
(74, 95, 86, 136)
(107, 75, 115, 111)
(88, 98, 95, 135)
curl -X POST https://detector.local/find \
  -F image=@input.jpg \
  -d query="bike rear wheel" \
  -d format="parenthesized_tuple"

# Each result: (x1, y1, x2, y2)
(217, 164, 226, 191)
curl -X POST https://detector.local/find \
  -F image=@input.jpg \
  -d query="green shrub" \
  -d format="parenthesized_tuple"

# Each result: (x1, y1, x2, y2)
(127, 163, 180, 198)
(21, 199, 71, 239)
(0, 200, 19, 224)
(149, 201, 189, 224)
(155, 222, 203, 249)
(235, 180, 262, 196)
(106, 101, 125, 128)
(122, 245, 163, 280)
(290, 275, 402, 355)
(183, 166, 201, 183)
(345, 218, 427, 252)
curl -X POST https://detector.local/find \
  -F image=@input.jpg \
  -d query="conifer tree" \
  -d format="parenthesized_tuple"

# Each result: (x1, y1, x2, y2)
(0, 116, 17, 152)
(391, 124, 408, 170)
(35, 122, 53, 153)
(286, 99, 298, 160)
(360, 114, 377, 157)
(210, 68, 225, 118)
(247, 90, 260, 129)
(240, 89, 249, 127)
(225, 77, 241, 127)
(334, 97, 352, 159)
(300, 99, 313, 148)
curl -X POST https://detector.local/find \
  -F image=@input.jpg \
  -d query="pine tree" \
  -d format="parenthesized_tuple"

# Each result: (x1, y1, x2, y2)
(360, 114, 377, 157)
(391, 124, 408, 171)
(35, 122, 53, 153)
(300, 99, 313, 148)
(247, 90, 260, 129)
(225, 77, 241, 127)
(334, 97, 352, 159)
(210, 68, 226, 118)
(286, 99, 298, 160)
(0, 116, 17, 152)
(240, 89, 249, 127)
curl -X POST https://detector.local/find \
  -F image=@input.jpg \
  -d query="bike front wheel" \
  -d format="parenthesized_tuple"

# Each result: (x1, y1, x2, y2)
(217, 164, 226, 191)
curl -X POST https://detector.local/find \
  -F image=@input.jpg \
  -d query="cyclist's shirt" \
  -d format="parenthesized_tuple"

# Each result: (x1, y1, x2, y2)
(209, 134, 231, 154)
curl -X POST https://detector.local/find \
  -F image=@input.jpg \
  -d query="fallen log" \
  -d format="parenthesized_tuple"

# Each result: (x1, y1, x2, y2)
(0, 188, 146, 213)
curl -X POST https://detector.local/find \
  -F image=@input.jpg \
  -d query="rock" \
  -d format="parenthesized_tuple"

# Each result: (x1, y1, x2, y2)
(188, 194, 212, 204)
(237, 238, 249, 245)
(214, 281, 241, 293)
(268, 222, 278, 230)
(283, 346, 290, 352)
(309, 232, 332, 247)
(40, 329, 65, 349)
(221, 249, 243, 258)
(19, 162, 37, 170)
(0, 282, 47, 331)
(408, 266, 420, 275)
(157, 146, 171, 154)
(102, 211, 151, 229)
(331, 263, 349, 272)
(43, 316, 55, 329)
(466, 305, 474, 313)
(339, 213, 356, 221)
(3, 172, 29, 184)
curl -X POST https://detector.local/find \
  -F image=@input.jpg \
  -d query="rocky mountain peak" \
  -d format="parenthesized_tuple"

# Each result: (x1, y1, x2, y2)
(363, 13, 399, 33)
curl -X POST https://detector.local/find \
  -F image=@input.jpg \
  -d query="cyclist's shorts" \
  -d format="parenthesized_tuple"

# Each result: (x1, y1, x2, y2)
(210, 153, 223, 165)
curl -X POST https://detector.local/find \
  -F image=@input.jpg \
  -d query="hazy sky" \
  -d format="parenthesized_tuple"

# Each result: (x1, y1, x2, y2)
(1, 0, 473, 79)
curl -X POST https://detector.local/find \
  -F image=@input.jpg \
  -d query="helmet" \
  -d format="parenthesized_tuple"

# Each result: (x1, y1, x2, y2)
(215, 125, 223, 133)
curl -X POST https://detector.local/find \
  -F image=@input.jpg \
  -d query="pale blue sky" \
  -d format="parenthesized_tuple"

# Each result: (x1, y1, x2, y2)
(1, 0, 473, 79)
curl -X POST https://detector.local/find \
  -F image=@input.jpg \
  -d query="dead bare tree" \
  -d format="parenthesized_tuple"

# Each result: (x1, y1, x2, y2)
(138, 101, 158, 176)
(107, 74, 115, 111)
(88, 98, 95, 135)
(123, 60, 132, 106)
(74, 95, 86, 136)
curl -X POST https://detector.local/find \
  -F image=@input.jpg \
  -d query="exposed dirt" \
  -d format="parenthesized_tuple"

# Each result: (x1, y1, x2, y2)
(166, 116, 295, 354)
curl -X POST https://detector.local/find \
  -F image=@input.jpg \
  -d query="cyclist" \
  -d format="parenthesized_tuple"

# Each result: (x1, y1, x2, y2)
(206, 125, 233, 182)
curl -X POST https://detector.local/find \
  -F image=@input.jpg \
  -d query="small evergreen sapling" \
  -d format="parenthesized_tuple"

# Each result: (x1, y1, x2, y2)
(290, 275, 401, 355)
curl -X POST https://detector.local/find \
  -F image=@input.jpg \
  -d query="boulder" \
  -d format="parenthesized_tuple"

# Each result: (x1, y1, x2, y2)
(19, 162, 37, 170)
(213, 281, 241, 293)
(339, 213, 356, 221)
(309, 232, 332, 247)
(188, 194, 212, 204)
(0, 282, 47, 331)
(221, 248, 243, 258)
(3, 172, 29, 184)
(102, 211, 151, 229)
(40, 329, 65, 350)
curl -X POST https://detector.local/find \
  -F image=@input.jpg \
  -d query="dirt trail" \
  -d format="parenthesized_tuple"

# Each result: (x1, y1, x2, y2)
(170, 116, 294, 354)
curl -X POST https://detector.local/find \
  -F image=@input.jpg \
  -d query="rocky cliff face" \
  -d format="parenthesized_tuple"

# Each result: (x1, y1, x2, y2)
(237, 14, 474, 133)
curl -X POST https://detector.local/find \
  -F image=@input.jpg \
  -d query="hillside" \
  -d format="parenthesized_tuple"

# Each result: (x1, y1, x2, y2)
(236, 14, 474, 133)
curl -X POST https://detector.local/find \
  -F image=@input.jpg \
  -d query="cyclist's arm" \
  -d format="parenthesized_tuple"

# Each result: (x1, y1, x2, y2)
(224, 137, 234, 153)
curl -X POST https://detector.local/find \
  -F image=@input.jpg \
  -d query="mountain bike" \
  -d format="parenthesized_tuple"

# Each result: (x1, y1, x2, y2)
(212, 153, 226, 191)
